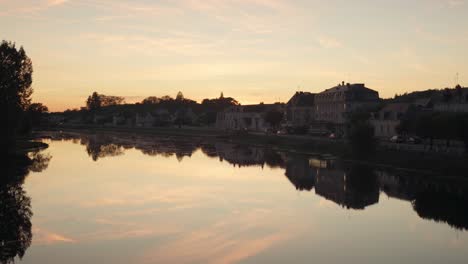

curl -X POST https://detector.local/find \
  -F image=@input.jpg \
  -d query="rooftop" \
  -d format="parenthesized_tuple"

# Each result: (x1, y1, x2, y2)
(322, 82, 376, 94)
(226, 103, 284, 113)
(287, 91, 315, 107)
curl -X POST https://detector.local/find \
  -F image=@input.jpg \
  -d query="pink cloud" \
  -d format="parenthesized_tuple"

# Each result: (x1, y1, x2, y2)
(33, 228, 76, 245)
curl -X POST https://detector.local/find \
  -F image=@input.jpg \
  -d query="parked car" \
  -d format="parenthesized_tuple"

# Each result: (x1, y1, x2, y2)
(407, 136, 422, 144)
(389, 135, 405, 143)
(277, 129, 287, 135)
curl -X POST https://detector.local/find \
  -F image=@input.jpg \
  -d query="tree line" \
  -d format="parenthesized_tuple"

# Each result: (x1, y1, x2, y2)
(398, 110, 468, 150)
(70, 89, 241, 126)
(1, 40, 49, 154)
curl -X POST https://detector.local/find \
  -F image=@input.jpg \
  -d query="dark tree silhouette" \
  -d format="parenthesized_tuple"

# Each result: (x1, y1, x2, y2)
(455, 84, 463, 99)
(0, 183, 32, 264)
(347, 111, 377, 158)
(77, 134, 125, 161)
(141, 96, 160, 104)
(264, 110, 284, 129)
(86, 92, 101, 111)
(399, 111, 468, 152)
(1, 149, 50, 263)
(86, 92, 124, 110)
(176, 91, 184, 101)
(0, 40, 33, 153)
(160, 95, 173, 101)
(413, 190, 468, 231)
(442, 88, 452, 102)
(20, 103, 49, 133)
(199, 95, 239, 124)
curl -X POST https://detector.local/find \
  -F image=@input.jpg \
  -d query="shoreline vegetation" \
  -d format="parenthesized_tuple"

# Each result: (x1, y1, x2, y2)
(15, 139, 49, 154)
(39, 125, 468, 179)
(1, 40, 50, 157)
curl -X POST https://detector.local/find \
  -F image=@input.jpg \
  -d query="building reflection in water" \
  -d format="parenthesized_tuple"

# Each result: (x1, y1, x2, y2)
(2, 151, 51, 264)
(285, 155, 315, 191)
(315, 162, 379, 210)
(43, 131, 468, 231)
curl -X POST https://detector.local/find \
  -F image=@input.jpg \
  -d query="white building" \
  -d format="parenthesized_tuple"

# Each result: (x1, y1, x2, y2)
(216, 103, 285, 132)
(370, 103, 410, 138)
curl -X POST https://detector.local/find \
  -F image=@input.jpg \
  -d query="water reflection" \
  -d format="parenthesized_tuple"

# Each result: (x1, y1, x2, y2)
(43, 131, 468, 231)
(2, 152, 50, 263)
(315, 163, 379, 210)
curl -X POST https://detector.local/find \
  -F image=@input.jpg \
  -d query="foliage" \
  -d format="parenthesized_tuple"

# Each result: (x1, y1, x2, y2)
(347, 111, 377, 158)
(141, 96, 160, 104)
(69, 91, 241, 126)
(393, 86, 468, 104)
(200, 95, 239, 124)
(0, 40, 33, 152)
(86, 92, 125, 111)
(264, 110, 284, 128)
(176, 91, 184, 101)
(399, 110, 468, 151)
(2, 149, 50, 263)
(18, 103, 49, 133)
(413, 190, 468, 231)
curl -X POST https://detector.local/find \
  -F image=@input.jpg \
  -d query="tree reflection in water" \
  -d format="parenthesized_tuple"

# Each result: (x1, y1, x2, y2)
(41, 131, 468, 231)
(413, 190, 468, 231)
(1, 151, 50, 264)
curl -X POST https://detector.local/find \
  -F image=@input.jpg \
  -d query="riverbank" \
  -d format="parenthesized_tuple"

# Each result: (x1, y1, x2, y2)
(5, 138, 49, 181)
(40, 125, 468, 178)
(14, 139, 49, 154)
(226, 132, 468, 179)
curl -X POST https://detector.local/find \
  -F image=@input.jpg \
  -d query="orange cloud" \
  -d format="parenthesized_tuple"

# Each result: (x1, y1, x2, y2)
(33, 228, 76, 245)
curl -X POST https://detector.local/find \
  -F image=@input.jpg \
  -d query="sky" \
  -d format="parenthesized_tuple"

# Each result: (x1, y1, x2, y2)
(1, 0, 468, 111)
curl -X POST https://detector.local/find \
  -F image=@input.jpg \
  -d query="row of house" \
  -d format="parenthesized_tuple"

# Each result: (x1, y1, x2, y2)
(216, 82, 381, 133)
(216, 103, 284, 132)
(216, 82, 468, 137)
(54, 82, 467, 138)
(371, 87, 468, 138)
(91, 108, 199, 128)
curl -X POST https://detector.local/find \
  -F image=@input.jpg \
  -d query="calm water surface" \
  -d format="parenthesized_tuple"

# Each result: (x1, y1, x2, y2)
(5, 132, 468, 264)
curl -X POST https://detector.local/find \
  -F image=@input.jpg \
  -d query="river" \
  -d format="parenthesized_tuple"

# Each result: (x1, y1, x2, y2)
(4, 131, 468, 264)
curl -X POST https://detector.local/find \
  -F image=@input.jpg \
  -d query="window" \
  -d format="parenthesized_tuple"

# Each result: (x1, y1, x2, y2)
(383, 111, 391, 120)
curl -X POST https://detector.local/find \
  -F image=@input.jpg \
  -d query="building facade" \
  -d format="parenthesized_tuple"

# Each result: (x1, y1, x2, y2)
(370, 103, 410, 138)
(216, 103, 285, 132)
(285, 91, 315, 127)
(315, 82, 380, 124)
(135, 113, 155, 127)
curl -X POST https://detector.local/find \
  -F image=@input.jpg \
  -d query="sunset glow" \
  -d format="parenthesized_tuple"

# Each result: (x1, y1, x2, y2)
(1, 0, 467, 111)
